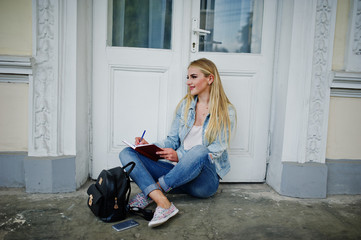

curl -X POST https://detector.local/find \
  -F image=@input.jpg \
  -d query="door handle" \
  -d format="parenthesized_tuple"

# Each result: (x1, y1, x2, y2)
(192, 28, 211, 36)
(191, 17, 211, 53)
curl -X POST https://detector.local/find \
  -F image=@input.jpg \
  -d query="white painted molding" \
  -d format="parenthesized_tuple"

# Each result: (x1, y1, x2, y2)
(0, 56, 32, 75)
(345, 0, 361, 72)
(331, 71, 361, 97)
(29, 0, 77, 156)
(273, 0, 319, 165)
(332, 71, 361, 89)
(286, 0, 317, 164)
(306, 0, 337, 163)
(0, 74, 29, 83)
(58, 0, 77, 156)
(331, 88, 361, 97)
(0, 56, 32, 83)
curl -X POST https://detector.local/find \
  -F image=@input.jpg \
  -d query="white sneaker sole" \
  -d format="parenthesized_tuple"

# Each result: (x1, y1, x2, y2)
(148, 208, 179, 228)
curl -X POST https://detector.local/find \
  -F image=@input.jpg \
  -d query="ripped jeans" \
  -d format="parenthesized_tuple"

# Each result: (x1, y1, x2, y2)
(119, 145, 219, 198)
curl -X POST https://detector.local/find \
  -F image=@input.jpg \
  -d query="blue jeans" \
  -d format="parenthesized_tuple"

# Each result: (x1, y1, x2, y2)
(119, 145, 219, 198)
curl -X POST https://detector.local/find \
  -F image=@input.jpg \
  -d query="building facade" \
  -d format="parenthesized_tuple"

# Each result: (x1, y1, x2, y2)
(0, 0, 360, 197)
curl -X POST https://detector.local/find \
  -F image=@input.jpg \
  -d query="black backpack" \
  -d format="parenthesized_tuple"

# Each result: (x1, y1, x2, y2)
(87, 162, 135, 222)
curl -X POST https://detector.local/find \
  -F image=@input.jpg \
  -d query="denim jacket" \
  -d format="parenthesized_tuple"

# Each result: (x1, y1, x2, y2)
(155, 96, 236, 179)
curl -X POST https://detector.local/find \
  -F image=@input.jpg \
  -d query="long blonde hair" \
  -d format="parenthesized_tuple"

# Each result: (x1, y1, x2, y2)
(179, 58, 235, 145)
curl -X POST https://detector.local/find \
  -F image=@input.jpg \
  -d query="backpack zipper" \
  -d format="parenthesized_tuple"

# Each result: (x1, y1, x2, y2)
(114, 197, 119, 209)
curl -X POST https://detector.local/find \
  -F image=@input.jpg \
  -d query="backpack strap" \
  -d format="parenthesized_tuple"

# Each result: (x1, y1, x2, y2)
(121, 162, 136, 205)
(122, 162, 136, 177)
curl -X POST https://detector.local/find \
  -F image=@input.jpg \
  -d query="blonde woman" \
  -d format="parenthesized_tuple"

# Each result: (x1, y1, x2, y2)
(119, 58, 236, 227)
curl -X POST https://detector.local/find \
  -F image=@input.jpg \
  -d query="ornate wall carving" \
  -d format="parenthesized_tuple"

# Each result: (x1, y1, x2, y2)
(31, 0, 58, 155)
(345, 0, 361, 71)
(352, 0, 361, 56)
(306, 0, 336, 162)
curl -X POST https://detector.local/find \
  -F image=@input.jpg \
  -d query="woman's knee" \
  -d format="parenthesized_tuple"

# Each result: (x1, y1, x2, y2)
(184, 166, 219, 198)
(118, 147, 134, 165)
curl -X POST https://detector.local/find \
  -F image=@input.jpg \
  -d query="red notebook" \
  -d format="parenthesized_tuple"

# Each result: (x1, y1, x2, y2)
(122, 140, 162, 161)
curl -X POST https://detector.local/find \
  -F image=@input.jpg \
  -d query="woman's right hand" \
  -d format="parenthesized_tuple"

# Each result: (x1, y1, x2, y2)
(135, 137, 148, 145)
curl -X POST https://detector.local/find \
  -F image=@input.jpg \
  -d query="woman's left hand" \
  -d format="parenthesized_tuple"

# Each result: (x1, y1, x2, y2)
(156, 148, 179, 162)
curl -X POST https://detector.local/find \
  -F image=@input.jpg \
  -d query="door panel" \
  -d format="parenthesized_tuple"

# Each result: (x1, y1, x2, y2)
(221, 72, 254, 155)
(111, 66, 168, 151)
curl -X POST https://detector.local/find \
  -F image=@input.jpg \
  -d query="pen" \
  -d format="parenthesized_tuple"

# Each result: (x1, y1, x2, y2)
(139, 130, 146, 143)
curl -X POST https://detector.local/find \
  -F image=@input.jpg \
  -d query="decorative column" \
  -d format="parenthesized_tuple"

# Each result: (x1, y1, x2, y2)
(30, 0, 60, 156)
(306, 0, 338, 163)
(267, 0, 337, 198)
(30, 0, 77, 157)
(26, 0, 78, 193)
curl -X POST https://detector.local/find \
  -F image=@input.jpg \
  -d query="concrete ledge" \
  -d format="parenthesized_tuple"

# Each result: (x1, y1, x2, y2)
(0, 152, 26, 187)
(24, 156, 76, 193)
(326, 159, 361, 195)
(280, 162, 328, 198)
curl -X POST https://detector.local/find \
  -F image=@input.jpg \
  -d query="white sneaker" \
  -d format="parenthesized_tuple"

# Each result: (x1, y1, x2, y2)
(148, 203, 179, 228)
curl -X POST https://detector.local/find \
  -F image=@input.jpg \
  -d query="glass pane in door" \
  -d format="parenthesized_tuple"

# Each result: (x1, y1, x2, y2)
(110, 0, 172, 49)
(199, 0, 263, 53)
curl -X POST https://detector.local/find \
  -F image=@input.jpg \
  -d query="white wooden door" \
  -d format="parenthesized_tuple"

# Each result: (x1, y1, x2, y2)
(92, 0, 276, 182)
(189, 0, 276, 182)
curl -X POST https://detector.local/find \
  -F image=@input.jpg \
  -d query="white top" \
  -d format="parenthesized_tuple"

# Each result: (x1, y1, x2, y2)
(184, 125, 203, 150)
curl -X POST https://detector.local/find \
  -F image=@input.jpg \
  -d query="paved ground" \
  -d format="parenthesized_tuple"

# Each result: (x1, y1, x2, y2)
(1, 181, 361, 240)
